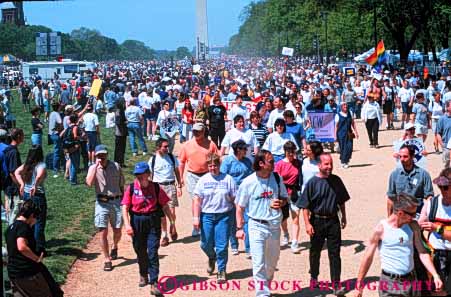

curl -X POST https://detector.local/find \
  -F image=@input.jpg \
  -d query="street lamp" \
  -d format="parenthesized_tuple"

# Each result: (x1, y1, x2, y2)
(320, 11, 329, 65)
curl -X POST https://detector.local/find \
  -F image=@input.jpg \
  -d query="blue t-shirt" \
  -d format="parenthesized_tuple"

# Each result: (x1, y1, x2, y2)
(437, 115, 451, 144)
(412, 102, 429, 126)
(220, 154, 253, 186)
(285, 122, 305, 149)
(125, 106, 143, 123)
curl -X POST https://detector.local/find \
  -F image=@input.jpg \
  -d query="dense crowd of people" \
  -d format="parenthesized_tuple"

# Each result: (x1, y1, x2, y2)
(1, 56, 451, 297)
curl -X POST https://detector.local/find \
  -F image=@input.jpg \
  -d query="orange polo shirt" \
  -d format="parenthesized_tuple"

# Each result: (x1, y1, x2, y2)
(179, 138, 218, 173)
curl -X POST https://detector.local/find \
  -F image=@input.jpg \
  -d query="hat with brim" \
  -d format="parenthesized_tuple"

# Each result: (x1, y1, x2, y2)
(433, 176, 451, 187)
(404, 122, 415, 130)
(193, 123, 205, 131)
(133, 161, 150, 175)
(95, 144, 108, 155)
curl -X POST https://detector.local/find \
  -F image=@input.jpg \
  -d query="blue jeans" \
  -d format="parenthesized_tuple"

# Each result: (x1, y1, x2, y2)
(31, 133, 42, 146)
(69, 150, 80, 185)
(131, 213, 161, 284)
(347, 102, 355, 115)
(23, 192, 47, 254)
(229, 206, 238, 250)
(50, 134, 61, 174)
(127, 122, 147, 154)
(200, 211, 232, 272)
(243, 212, 250, 253)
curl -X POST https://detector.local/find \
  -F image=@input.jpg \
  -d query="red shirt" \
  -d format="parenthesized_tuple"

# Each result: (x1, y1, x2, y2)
(274, 159, 301, 195)
(121, 180, 169, 214)
(182, 109, 194, 124)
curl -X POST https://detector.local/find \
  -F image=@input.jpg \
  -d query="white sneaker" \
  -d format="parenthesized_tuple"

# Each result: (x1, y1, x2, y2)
(281, 233, 289, 247)
(343, 163, 349, 169)
(231, 249, 239, 255)
(142, 152, 147, 156)
(151, 135, 159, 141)
(133, 153, 137, 157)
(291, 242, 301, 254)
(147, 135, 152, 141)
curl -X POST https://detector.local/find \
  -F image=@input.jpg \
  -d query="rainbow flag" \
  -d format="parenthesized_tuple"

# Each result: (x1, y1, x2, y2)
(365, 40, 386, 66)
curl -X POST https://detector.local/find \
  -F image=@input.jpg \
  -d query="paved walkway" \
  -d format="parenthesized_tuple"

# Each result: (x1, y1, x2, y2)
(62, 120, 443, 297)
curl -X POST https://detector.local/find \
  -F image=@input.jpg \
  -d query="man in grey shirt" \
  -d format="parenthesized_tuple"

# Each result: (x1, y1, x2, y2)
(437, 100, 451, 168)
(387, 144, 434, 216)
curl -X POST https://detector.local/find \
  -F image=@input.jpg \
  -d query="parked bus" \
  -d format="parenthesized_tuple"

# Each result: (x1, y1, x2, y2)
(21, 61, 96, 80)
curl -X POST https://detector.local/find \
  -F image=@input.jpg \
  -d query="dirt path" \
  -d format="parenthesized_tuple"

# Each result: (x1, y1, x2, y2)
(62, 119, 443, 297)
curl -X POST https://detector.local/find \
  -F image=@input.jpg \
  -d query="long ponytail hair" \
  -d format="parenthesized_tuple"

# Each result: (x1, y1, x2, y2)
(21, 145, 44, 183)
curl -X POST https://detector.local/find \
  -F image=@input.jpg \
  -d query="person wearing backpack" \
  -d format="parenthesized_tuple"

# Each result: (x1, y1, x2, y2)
(235, 150, 288, 297)
(2, 128, 24, 225)
(61, 114, 81, 185)
(355, 193, 442, 297)
(148, 138, 182, 247)
(121, 162, 175, 295)
(419, 168, 451, 295)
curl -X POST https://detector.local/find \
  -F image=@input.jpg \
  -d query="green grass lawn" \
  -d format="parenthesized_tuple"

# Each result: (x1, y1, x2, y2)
(2, 90, 154, 284)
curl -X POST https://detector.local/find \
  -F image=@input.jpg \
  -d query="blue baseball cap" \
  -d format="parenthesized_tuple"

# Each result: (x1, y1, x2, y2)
(95, 144, 108, 155)
(133, 162, 150, 175)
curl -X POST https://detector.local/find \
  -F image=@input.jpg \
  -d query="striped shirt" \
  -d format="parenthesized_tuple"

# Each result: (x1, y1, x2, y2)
(249, 124, 268, 148)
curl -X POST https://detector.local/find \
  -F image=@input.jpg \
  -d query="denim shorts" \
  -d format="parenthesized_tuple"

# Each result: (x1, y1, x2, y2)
(401, 102, 411, 114)
(415, 124, 428, 135)
(432, 119, 439, 133)
(94, 198, 122, 229)
(86, 131, 97, 152)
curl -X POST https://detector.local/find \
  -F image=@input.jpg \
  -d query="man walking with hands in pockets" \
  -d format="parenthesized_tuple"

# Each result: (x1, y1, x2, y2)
(235, 150, 288, 297)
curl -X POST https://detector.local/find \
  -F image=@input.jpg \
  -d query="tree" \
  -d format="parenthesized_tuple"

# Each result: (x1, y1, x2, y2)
(175, 46, 191, 59)
(120, 40, 154, 60)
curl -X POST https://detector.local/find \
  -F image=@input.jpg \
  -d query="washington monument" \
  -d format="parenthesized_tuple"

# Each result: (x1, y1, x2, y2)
(196, 0, 208, 61)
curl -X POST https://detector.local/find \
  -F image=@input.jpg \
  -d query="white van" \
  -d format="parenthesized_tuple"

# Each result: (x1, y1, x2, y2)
(22, 61, 96, 80)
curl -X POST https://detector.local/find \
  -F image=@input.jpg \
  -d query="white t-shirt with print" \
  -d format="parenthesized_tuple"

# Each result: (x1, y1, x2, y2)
(193, 173, 237, 214)
(149, 153, 179, 183)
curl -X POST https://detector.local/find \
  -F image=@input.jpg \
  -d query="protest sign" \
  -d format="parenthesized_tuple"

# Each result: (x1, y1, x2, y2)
(393, 137, 427, 168)
(308, 112, 335, 142)
(89, 79, 102, 97)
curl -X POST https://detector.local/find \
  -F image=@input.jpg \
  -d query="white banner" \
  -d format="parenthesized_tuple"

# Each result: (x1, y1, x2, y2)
(282, 47, 294, 56)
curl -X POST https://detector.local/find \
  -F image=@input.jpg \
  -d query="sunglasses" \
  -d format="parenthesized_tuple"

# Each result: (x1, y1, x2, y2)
(402, 210, 416, 218)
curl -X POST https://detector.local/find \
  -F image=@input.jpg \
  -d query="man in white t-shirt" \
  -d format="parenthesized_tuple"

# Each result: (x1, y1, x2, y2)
(266, 97, 285, 133)
(228, 95, 250, 126)
(82, 105, 100, 166)
(149, 138, 182, 247)
(235, 150, 288, 297)
(397, 79, 414, 129)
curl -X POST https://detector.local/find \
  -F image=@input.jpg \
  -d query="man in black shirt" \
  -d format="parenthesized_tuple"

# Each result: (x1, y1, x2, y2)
(20, 82, 31, 112)
(207, 97, 227, 147)
(296, 153, 349, 297)
(4, 128, 24, 225)
(6, 200, 63, 296)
